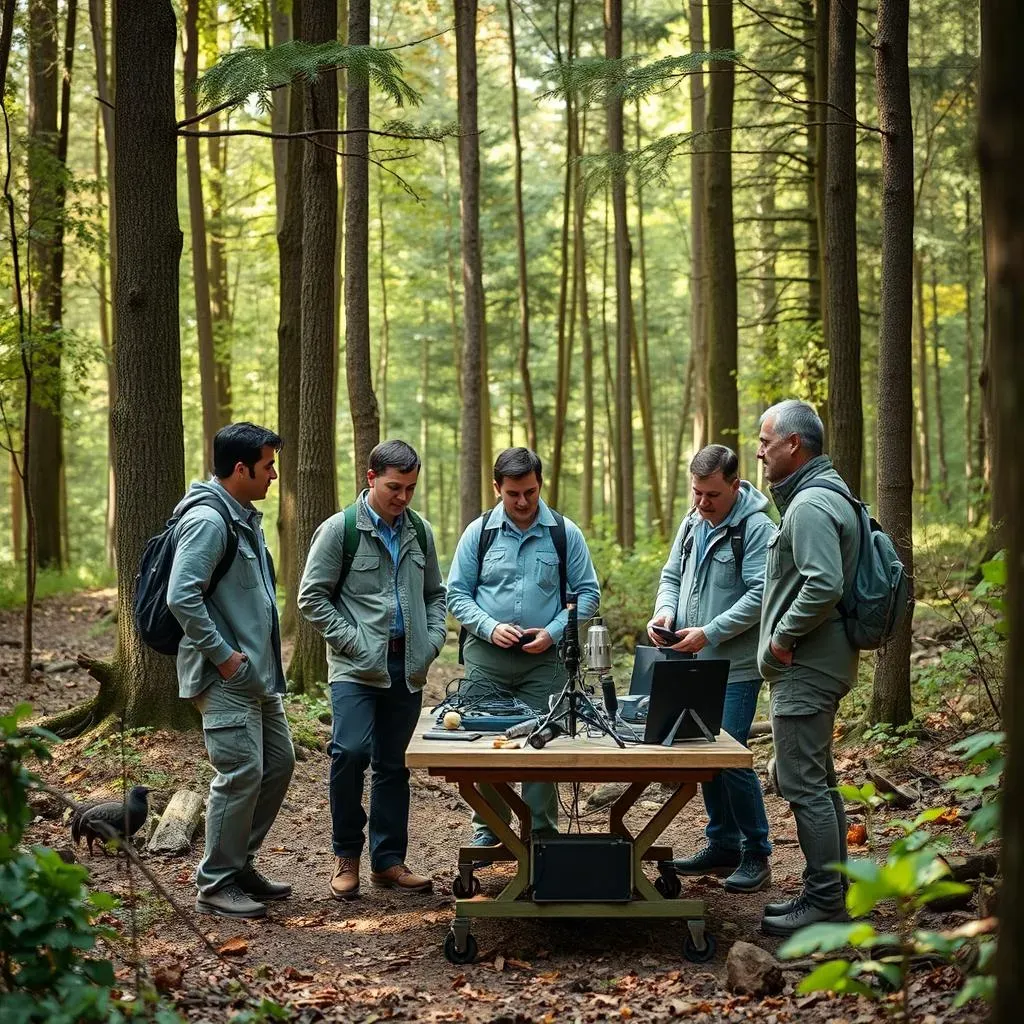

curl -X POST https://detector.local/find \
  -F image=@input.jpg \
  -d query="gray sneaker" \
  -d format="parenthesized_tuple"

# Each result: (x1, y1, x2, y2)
(237, 866, 292, 902)
(763, 894, 802, 917)
(760, 895, 848, 937)
(196, 883, 267, 919)
(723, 854, 772, 893)
(668, 844, 741, 877)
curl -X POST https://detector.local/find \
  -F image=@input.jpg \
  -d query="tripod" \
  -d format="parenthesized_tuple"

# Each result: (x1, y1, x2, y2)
(528, 593, 625, 749)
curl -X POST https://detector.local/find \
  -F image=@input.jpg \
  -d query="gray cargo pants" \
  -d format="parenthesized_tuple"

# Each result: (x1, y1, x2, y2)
(772, 705, 848, 910)
(193, 671, 295, 896)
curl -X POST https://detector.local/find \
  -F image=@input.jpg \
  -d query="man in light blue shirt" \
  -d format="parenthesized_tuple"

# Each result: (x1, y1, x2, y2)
(447, 447, 600, 853)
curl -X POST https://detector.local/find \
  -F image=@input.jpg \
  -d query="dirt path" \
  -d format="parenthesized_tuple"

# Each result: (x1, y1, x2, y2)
(4, 591, 987, 1022)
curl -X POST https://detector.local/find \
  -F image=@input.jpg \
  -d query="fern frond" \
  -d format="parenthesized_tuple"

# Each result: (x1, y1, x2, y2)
(196, 41, 420, 116)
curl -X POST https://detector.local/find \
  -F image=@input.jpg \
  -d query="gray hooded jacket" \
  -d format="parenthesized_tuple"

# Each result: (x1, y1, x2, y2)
(654, 481, 776, 684)
(166, 479, 285, 700)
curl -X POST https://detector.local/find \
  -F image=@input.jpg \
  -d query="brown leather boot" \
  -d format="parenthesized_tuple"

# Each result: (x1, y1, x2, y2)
(369, 863, 432, 894)
(330, 856, 360, 900)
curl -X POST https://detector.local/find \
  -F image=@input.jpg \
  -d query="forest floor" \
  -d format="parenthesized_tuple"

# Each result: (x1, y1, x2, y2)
(3, 590, 994, 1024)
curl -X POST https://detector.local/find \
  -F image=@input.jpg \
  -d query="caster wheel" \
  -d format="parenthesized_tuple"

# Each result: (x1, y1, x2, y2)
(452, 874, 481, 898)
(683, 932, 717, 963)
(443, 931, 479, 965)
(655, 873, 682, 899)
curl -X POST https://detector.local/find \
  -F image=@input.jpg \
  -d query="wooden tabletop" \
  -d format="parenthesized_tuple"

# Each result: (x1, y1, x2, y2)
(406, 710, 753, 771)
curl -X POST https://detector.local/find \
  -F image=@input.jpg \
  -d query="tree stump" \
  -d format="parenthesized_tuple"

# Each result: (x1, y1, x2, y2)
(148, 790, 205, 855)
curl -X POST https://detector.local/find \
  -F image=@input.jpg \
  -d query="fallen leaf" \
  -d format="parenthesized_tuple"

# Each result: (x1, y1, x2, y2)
(506, 958, 532, 970)
(152, 965, 183, 992)
(847, 823, 868, 846)
(537, 971, 560, 982)
(216, 936, 248, 956)
(282, 966, 313, 981)
(422, 911, 449, 924)
(450, 973, 466, 989)
(620, 1008, 634, 1019)
(63, 770, 88, 785)
(937, 807, 960, 824)
(493, 954, 505, 972)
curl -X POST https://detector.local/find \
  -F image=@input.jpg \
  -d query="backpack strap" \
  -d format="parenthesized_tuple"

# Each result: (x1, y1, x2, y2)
(406, 507, 428, 559)
(459, 511, 498, 664)
(549, 509, 568, 608)
(725, 515, 747, 584)
(333, 503, 429, 603)
(679, 512, 697, 574)
(176, 495, 238, 599)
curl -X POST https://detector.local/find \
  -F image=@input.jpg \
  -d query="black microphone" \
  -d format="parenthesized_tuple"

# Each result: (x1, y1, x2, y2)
(562, 591, 580, 676)
(601, 675, 618, 722)
(527, 721, 563, 749)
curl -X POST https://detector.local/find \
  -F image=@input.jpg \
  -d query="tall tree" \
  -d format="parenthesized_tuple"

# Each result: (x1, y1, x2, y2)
(824, 0, 862, 492)
(26, 0, 67, 568)
(182, 0, 220, 474)
(276, 0, 303, 637)
(687, 0, 708, 454)
(574, 109, 595, 530)
(913, 252, 932, 493)
(606, 0, 634, 548)
(289, 0, 338, 692)
(929, 261, 950, 506)
(505, 0, 536, 451)
(811, 0, 830, 417)
(47, 0, 191, 736)
(344, 0, 379, 482)
(704, 0, 738, 455)
(870, 0, 913, 728)
(454, 0, 483, 528)
(983, 2, 1024, 1020)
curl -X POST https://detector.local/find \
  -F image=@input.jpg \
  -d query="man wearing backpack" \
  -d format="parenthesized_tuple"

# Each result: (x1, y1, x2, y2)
(756, 399, 860, 936)
(647, 444, 776, 894)
(297, 440, 446, 901)
(447, 447, 601, 856)
(166, 422, 295, 920)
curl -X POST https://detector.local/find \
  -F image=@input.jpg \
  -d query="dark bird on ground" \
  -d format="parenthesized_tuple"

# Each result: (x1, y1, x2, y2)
(71, 785, 151, 855)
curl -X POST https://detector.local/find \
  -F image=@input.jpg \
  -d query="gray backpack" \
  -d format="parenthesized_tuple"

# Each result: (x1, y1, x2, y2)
(795, 479, 911, 650)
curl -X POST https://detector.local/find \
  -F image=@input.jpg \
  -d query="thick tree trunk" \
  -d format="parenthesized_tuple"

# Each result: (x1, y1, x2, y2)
(506, 0, 536, 452)
(345, 0, 379, 485)
(277, 0, 303, 638)
(606, 0, 634, 548)
(824, 0, 862, 493)
(74, 0, 192, 734)
(983, 4, 1024, 1021)
(705, 0, 739, 455)
(27, 0, 64, 569)
(183, 0, 219, 476)
(455, 0, 483, 528)
(870, 0, 914, 728)
(289, 0, 338, 693)
(964, 191, 977, 524)
(688, 0, 708, 454)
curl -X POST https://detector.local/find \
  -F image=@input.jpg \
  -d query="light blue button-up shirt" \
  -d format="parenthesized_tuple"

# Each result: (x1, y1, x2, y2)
(446, 498, 600, 644)
(364, 499, 405, 638)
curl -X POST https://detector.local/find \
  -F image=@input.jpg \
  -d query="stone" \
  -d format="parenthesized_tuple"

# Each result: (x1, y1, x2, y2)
(726, 940, 784, 996)
(584, 783, 627, 809)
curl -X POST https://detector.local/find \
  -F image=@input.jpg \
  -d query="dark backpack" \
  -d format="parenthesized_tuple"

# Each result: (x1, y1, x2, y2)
(792, 479, 911, 651)
(331, 502, 428, 603)
(457, 510, 567, 664)
(134, 495, 239, 655)
(681, 513, 748, 584)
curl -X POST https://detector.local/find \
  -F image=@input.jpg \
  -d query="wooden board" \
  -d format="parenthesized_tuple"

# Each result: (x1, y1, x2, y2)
(407, 711, 753, 771)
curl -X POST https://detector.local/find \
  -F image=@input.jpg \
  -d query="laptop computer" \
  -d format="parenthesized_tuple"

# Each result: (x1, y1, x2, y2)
(619, 658, 729, 745)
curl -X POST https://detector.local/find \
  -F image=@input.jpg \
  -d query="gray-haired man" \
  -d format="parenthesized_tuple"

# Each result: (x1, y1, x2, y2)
(756, 399, 859, 936)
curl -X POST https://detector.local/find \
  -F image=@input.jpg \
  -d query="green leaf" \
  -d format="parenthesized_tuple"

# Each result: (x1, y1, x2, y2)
(797, 959, 877, 998)
(954, 975, 996, 1007)
(858, 959, 902, 990)
(778, 922, 874, 958)
(980, 553, 1006, 586)
(949, 731, 1005, 763)
(914, 879, 971, 908)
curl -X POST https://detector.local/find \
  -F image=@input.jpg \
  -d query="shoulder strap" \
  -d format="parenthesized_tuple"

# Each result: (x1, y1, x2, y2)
(331, 503, 361, 602)
(406, 507, 428, 557)
(726, 515, 747, 583)
(679, 512, 697, 569)
(177, 495, 238, 598)
(549, 510, 568, 608)
(475, 510, 497, 576)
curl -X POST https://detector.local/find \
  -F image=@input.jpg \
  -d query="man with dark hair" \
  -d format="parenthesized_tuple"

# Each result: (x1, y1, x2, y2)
(648, 444, 776, 893)
(298, 439, 446, 901)
(447, 447, 601, 853)
(756, 400, 859, 936)
(167, 422, 294, 920)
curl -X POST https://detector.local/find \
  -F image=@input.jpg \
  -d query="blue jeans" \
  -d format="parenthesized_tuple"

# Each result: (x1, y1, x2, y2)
(702, 679, 772, 858)
(328, 652, 423, 871)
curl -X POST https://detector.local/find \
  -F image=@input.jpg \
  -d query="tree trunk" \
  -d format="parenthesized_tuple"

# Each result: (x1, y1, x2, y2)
(344, 0, 379, 485)
(575, 111, 595, 532)
(964, 190, 977, 524)
(440, 140, 462, 399)
(757, 152, 779, 404)
(505, 0, 536, 453)
(51, 0, 193, 736)
(824, 0, 862, 493)
(983, 4, 1024, 1021)
(206, 109, 232, 434)
(601, 186, 617, 535)
(870, 0, 914, 728)
(270, 0, 291, 233)
(606, 0, 634, 548)
(455, 0, 483, 528)
(688, 0, 708, 454)
(929, 262, 950, 507)
(277, 0, 303, 638)
(418, 300, 430, 521)
(913, 251, 932, 494)
(375, 164, 391, 436)
(289, 0, 338, 694)
(183, 0, 219, 476)
(801, 0, 821, 327)
(810, 0, 830, 418)
(27, 0, 64, 569)
(667, 353, 696, 525)
(705, 0, 739, 455)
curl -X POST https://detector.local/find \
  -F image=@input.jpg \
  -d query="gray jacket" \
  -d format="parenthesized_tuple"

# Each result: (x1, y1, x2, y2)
(167, 480, 285, 700)
(654, 481, 775, 684)
(757, 455, 860, 715)
(297, 492, 447, 691)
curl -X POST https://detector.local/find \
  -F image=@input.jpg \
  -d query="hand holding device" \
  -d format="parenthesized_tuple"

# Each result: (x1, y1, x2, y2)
(650, 624, 679, 646)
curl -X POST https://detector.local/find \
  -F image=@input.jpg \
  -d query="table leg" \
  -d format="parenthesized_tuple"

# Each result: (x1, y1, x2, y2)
(457, 781, 530, 902)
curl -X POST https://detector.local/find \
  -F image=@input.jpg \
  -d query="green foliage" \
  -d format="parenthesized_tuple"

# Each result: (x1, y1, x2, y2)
(861, 721, 920, 760)
(196, 41, 421, 112)
(946, 730, 1004, 846)
(587, 528, 667, 646)
(0, 562, 115, 609)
